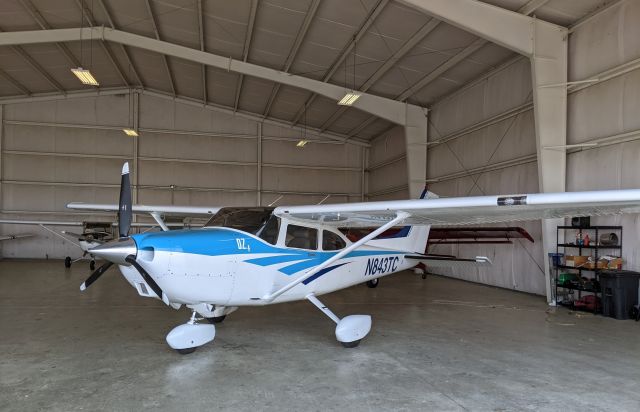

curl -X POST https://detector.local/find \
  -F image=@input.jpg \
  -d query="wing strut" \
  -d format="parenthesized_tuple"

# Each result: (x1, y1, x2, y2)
(150, 212, 170, 231)
(261, 211, 410, 302)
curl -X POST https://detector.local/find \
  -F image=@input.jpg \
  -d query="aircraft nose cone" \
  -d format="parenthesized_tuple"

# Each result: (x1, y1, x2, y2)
(89, 237, 137, 265)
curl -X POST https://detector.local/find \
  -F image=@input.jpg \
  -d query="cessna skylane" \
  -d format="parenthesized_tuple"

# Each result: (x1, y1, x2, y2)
(68, 163, 640, 354)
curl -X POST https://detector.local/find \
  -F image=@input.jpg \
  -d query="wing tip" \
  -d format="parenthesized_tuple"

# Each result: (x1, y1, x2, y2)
(122, 162, 130, 176)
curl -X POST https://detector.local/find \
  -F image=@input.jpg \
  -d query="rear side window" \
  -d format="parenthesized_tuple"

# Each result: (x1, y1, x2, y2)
(323, 230, 346, 251)
(285, 224, 318, 250)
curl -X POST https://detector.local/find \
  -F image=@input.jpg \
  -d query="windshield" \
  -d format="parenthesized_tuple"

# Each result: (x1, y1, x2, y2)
(204, 207, 275, 234)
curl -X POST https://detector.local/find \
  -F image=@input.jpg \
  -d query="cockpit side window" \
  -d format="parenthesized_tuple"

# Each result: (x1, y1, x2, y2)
(285, 224, 318, 250)
(322, 230, 346, 251)
(257, 215, 280, 245)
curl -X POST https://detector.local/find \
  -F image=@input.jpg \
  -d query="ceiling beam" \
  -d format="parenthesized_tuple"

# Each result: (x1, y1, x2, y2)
(347, 0, 550, 138)
(7, 43, 64, 92)
(197, 0, 207, 104)
(517, 0, 550, 15)
(234, 0, 258, 112)
(397, 0, 561, 56)
(290, 0, 390, 126)
(144, 0, 176, 95)
(74, 0, 129, 87)
(0, 27, 416, 125)
(0, 68, 31, 95)
(18, 0, 80, 68)
(318, 18, 440, 133)
(0, 86, 370, 147)
(97, 0, 143, 87)
(262, 0, 320, 117)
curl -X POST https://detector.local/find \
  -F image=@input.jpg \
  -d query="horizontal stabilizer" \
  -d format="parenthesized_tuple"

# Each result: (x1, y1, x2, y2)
(405, 254, 492, 268)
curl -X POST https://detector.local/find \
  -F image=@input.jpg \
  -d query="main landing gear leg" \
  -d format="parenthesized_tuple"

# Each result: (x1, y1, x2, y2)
(165, 310, 216, 355)
(306, 293, 371, 348)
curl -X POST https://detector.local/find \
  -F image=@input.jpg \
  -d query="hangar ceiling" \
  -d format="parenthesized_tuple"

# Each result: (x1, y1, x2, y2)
(0, 0, 615, 143)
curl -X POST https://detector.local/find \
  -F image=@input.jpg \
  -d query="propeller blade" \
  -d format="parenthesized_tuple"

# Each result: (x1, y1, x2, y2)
(80, 261, 114, 291)
(118, 162, 132, 238)
(125, 255, 169, 305)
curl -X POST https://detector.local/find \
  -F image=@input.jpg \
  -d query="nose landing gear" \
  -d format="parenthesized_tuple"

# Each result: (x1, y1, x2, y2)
(166, 311, 216, 355)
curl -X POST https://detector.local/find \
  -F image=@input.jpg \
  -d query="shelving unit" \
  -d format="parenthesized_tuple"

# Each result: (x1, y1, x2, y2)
(553, 225, 623, 313)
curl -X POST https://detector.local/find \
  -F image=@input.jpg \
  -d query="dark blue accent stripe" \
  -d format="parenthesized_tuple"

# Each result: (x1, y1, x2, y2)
(302, 263, 349, 285)
(377, 225, 411, 239)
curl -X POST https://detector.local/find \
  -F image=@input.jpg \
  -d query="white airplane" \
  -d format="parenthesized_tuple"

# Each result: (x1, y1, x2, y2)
(68, 163, 640, 354)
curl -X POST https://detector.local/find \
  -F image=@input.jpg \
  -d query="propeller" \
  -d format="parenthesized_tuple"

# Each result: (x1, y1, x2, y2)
(79, 162, 132, 291)
(80, 162, 167, 304)
(118, 162, 132, 238)
(79, 261, 113, 291)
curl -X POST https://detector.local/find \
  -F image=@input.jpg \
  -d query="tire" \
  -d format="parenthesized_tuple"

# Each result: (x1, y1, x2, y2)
(421, 274, 427, 280)
(207, 315, 226, 324)
(366, 278, 379, 288)
(64, 256, 72, 268)
(176, 347, 197, 355)
(89, 260, 95, 271)
(341, 339, 361, 348)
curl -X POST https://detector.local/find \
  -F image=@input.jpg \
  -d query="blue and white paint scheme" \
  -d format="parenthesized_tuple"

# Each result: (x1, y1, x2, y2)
(68, 162, 640, 354)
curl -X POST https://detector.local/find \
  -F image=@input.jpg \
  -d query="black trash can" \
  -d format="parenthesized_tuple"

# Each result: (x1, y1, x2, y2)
(599, 270, 640, 320)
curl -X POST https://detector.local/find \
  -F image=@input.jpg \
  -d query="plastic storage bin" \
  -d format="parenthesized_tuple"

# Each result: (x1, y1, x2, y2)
(548, 252, 564, 268)
(599, 270, 640, 320)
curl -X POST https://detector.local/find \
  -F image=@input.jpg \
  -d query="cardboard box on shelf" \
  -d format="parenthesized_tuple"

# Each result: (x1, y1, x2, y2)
(607, 258, 623, 269)
(565, 255, 589, 267)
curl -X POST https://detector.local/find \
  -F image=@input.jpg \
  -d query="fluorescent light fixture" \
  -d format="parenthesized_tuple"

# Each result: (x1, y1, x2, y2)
(337, 91, 361, 106)
(123, 128, 139, 137)
(296, 139, 308, 147)
(71, 67, 99, 86)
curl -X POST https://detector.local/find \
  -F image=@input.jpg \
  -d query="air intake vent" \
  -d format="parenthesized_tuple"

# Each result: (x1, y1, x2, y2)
(138, 283, 149, 296)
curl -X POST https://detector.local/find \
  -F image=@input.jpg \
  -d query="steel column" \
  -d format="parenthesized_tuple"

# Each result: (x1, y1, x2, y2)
(257, 122, 262, 206)
(399, 0, 568, 302)
(405, 105, 428, 198)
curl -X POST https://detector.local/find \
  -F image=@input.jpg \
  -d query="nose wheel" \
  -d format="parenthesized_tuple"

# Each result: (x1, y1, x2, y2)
(166, 311, 216, 354)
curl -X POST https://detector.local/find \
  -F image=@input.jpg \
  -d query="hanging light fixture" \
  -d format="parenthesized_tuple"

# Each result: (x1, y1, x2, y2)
(337, 92, 361, 106)
(297, 103, 308, 148)
(71, 67, 99, 86)
(338, 36, 359, 106)
(123, 88, 138, 136)
(122, 128, 139, 137)
(72, 1, 99, 86)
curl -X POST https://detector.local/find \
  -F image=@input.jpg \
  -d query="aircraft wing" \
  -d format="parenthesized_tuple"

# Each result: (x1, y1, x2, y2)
(274, 189, 640, 227)
(66, 203, 220, 216)
(405, 254, 492, 268)
(0, 234, 33, 241)
(0, 219, 84, 226)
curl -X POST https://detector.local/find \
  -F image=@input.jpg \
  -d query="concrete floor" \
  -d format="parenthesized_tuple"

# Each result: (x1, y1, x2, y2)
(1, 260, 639, 411)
